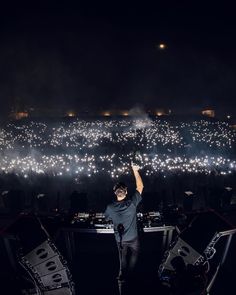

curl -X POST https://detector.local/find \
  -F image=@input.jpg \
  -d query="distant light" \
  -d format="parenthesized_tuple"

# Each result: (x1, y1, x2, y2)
(227, 115, 231, 119)
(156, 112, 163, 116)
(103, 112, 111, 117)
(122, 111, 129, 116)
(202, 109, 215, 118)
(158, 43, 167, 50)
(67, 111, 76, 117)
(12, 111, 29, 120)
(155, 109, 171, 116)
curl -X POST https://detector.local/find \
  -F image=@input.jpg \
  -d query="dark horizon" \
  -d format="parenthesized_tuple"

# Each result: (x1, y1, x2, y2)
(1, 3, 236, 118)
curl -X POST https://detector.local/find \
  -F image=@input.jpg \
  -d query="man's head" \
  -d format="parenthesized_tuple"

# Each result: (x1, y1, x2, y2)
(113, 182, 128, 201)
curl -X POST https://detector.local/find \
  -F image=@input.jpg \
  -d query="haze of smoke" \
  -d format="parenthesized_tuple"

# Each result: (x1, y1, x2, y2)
(129, 106, 153, 129)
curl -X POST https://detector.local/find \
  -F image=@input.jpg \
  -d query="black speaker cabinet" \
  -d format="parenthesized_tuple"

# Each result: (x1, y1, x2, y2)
(159, 210, 236, 281)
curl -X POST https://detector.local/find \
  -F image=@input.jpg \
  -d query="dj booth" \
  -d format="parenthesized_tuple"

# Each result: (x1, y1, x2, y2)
(61, 211, 175, 263)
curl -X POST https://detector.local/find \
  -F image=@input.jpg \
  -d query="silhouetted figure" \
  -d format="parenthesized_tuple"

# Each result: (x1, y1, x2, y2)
(169, 256, 207, 295)
(183, 190, 194, 212)
(221, 187, 233, 208)
(35, 193, 47, 213)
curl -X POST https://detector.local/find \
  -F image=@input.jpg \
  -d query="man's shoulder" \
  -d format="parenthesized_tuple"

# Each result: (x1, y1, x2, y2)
(133, 190, 141, 197)
(131, 190, 142, 205)
(106, 201, 117, 210)
(106, 203, 112, 210)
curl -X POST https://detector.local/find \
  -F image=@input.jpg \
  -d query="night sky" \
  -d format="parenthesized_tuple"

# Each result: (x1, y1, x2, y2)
(0, 2, 236, 117)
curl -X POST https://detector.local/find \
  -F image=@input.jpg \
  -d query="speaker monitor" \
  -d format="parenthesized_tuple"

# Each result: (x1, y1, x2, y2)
(40, 269, 70, 288)
(33, 255, 65, 277)
(24, 240, 58, 267)
(4, 215, 74, 294)
(162, 238, 203, 271)
(159, 210, 236, 283)
(23, 240, 71, 289)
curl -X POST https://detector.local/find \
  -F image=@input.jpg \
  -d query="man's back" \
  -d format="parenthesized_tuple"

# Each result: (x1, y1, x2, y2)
(105, 191, 141, 242)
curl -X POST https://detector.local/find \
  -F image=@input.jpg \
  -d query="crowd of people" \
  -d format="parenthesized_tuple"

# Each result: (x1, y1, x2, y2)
(0, 118, 235, 177)
(0, 117, 235, 213)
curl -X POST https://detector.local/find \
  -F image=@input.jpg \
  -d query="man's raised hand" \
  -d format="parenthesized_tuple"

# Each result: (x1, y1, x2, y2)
(131, 162, 140, 172)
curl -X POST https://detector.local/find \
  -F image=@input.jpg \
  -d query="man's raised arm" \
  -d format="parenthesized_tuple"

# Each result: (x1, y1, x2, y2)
(131, 163, 144, 195)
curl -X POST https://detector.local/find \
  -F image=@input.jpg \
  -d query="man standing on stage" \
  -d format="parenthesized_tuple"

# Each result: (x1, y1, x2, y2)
(105, 163, 144, 283)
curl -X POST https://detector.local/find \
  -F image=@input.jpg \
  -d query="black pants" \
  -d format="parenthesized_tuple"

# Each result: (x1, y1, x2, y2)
(117, 237, 140, 280)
